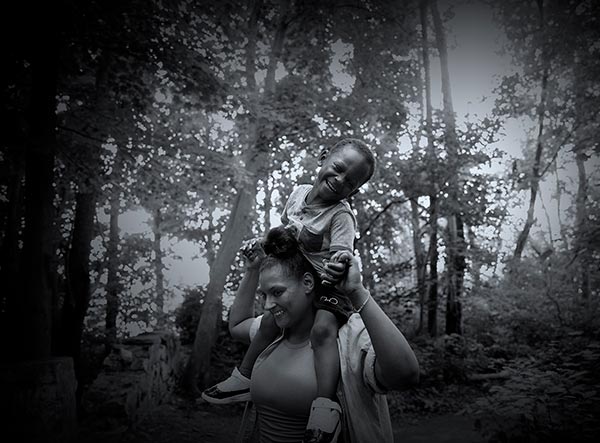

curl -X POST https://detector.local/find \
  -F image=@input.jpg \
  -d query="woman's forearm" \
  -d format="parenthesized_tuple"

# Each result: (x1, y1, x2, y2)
(353, 288, 420, 390)
(229, 268, 260, 330)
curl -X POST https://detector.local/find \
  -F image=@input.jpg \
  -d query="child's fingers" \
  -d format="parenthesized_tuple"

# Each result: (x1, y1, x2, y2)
(333, 250, 352, 263)
(320, 272, 336, 286)
(324, 260, 347, 276)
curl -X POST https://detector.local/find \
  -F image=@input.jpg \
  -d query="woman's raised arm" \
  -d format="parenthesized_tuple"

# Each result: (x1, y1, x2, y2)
(325, 255, 420, 391)
(228, 240, 265, 343)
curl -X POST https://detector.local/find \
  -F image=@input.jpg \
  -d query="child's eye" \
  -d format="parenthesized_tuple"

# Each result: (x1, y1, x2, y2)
(273, 289, 284, 297)
(333, 164, 342, 172)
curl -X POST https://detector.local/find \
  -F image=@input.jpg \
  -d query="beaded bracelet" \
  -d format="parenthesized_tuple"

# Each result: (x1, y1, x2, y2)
(355, 294, 371, 313)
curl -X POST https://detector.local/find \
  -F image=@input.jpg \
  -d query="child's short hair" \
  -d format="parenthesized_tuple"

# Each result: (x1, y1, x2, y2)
(329, 138, 376, 184)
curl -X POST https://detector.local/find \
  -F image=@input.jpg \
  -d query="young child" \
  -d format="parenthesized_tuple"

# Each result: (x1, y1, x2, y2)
(202, 138, 375, 443)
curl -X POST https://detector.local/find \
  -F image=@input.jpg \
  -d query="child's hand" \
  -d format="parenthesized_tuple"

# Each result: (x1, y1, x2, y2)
(320, 251, 352, 286)
(240, 238, 265, 270)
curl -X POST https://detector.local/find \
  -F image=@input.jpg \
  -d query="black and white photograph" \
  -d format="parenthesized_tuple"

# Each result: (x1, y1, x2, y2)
(1, 0, 599, 442)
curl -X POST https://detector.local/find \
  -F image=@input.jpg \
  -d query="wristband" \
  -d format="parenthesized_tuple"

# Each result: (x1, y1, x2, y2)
(355, 293, 371, 313)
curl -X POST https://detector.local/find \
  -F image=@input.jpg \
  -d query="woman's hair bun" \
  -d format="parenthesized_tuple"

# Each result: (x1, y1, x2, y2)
(263, 225, 299, 258)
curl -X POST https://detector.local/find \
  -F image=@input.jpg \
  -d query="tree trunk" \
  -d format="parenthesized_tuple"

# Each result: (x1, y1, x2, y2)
(467, 226, 482, 292)
(430, 0, 464, 335)
(153, 208, 165, 327)
(0, 154, 25, 356)
(263, 177, 273, 233)
(574, 150, 590, 301)
(411, 200, 426, 333)
(514, 0, 549, 260)
(57, 191, 95, 375)
(427, 195, 439, 337)
(54, 47, 110, 371)
(554, 162, 568, 247)
(184, 0, 290, 393)
(105, 158, 121, 347)
(19, 22, 58, 361)
(420, 0, 439, 337)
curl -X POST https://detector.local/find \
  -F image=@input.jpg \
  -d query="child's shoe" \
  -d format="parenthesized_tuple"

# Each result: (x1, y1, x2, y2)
(303, 397, 341, 443)
(201, 367, 251, 404)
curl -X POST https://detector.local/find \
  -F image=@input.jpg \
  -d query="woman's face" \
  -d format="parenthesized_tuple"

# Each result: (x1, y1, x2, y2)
(258, 263, 314, 330)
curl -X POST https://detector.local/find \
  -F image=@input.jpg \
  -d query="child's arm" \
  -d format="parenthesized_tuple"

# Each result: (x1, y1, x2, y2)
(320, 250, 351, 286)
(321, 210, 356, 285)
(229, 239, 265, 343)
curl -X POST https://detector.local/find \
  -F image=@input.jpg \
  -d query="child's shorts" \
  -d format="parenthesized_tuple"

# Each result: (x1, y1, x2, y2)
(313, 283, 354, 325)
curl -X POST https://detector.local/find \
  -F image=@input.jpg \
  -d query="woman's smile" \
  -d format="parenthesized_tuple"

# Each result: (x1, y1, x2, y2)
(271, 306, 285, 319)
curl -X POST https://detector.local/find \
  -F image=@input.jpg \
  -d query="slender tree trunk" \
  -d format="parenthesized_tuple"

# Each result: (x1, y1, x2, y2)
(572, 46, 591, 303)
(420, 0, 439, 337)
(430, 0, 464, 335)
(554, 162, 568, 247)
(410, 199, 427, 333)
(184, 0, 290, 393)
(0, 154, 25, 356)
(467, 226, 482, 292)
(574, 150, 590, 301)
(263, 177, 273, 233)
(19, 22, 58, 360)
(538, 187, 554, 245)
(57, 191, 95, 380)
(427, 195, 439, 337)
(55, 47, 110, 364)
(153, 208, 165, 327)
(514, 0, 549, 260)
(105, 159, 121, 347)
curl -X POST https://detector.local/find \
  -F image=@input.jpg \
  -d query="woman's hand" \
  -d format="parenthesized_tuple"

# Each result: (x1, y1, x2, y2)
(241, 238, 265, 270)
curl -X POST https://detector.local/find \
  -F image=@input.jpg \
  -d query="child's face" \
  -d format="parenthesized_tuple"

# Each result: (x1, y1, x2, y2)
(312, 144, 371, 204)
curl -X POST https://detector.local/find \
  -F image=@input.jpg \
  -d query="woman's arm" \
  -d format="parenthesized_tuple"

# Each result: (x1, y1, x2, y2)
(228, 268, 260, 343)
(228, 240, 265, 343)
(325, 255, 420, 391)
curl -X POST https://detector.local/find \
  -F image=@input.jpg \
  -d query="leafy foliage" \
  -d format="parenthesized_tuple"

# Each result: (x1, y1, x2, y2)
(174, 288, 205, 345)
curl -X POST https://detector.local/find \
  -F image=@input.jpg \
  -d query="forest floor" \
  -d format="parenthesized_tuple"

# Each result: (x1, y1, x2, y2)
(78, 392, 485, 443)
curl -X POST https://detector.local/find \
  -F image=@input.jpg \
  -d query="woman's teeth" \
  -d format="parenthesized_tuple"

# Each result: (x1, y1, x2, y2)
(273, 309, 284, 318)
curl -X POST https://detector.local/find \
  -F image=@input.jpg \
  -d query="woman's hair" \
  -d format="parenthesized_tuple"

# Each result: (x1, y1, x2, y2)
(260, 225, 316, 280)
(329, 138, 376, 183)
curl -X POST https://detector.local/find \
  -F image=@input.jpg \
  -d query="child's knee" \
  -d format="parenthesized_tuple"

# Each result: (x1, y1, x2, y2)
(310, 319, 338, 348)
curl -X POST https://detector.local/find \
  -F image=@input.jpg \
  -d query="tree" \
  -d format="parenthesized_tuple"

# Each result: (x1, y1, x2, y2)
(420, 0, 439, 337)
(185, 0, 293, 392)
(430, 0, 465, 335)
(18, 5, 60, 360)
(513, 0, 550, 260)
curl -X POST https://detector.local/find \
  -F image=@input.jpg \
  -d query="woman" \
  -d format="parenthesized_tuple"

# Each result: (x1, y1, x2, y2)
(228, 226, 419, 443)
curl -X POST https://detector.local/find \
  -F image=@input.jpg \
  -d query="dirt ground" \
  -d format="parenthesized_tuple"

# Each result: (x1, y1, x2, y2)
(78, 394, 485, 443)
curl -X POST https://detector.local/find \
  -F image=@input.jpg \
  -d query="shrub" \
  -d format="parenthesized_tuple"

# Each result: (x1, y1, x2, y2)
(174, 288, 205, 344)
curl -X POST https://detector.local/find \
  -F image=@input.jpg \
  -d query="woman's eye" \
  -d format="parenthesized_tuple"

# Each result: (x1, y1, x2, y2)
(273, 289, 284, 297)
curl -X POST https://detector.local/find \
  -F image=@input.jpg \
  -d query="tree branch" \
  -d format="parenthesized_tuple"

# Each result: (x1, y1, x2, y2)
(360, 197, 409, 237)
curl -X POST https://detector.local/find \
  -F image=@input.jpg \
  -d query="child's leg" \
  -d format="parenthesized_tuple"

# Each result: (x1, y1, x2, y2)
(202, 311, 279, 404)
(305, 309, 342, 442)
(238, 311, 279, 378)
(310, 309, 340, 399)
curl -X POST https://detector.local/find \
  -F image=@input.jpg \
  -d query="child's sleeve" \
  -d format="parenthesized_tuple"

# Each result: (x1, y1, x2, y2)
(280, 190, 293, 225)
(329, 211, 356, 252)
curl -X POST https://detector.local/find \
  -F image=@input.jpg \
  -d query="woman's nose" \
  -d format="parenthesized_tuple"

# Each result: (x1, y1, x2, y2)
(264, 296, 275, 310)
